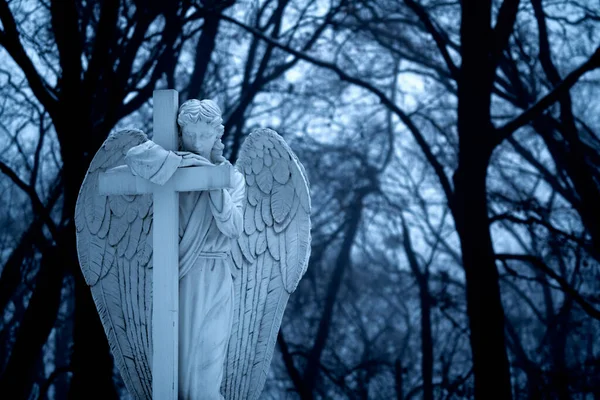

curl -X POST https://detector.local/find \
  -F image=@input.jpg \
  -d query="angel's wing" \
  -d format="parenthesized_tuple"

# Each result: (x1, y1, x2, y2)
(75, 129, 153, 400)
(223, 128, 311, 400)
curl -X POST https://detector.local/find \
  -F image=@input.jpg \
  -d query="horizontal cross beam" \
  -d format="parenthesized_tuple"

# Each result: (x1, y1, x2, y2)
(98, 164, 233, 195)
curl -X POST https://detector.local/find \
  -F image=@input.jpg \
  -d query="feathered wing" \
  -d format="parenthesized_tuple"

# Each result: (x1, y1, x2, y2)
(75, 129, 153, 400)
(223, 128, 311, 400)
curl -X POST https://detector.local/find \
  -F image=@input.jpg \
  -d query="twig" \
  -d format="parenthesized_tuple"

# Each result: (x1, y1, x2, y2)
(496, 253, 600, 321)
(0, 161, 59, 241)
(495, 46, 600, 144)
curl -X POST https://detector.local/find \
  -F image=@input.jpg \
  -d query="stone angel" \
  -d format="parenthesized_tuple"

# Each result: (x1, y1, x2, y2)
(75, 99, 311, 399)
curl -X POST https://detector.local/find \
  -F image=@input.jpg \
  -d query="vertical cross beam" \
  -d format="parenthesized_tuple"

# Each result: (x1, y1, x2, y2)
(152, 90, 179, 399)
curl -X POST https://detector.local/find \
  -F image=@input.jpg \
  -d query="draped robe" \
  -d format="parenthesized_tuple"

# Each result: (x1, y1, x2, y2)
(125, 141, 245, 399)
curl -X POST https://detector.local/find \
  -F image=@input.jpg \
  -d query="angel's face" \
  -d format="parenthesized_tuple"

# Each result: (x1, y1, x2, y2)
(181, 120, 218, 158)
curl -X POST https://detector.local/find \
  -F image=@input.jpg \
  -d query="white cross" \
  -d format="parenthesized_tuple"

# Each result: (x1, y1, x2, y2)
(98, 90, 232, 399)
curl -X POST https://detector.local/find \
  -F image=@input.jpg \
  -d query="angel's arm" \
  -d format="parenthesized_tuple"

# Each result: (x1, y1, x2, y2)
(124, 140, 181, 185)
(208, 168, 245, 238)
(124, 141, 213, 185)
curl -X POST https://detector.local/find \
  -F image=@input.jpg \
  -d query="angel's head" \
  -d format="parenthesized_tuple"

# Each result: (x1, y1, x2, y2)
(177, 99, 226, 163)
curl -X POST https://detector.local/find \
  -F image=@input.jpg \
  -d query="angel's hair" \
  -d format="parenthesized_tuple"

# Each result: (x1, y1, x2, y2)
(177, 99, 226, 164)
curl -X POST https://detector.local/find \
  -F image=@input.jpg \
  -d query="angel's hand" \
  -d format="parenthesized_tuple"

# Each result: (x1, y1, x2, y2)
(178, 152, 214, 168)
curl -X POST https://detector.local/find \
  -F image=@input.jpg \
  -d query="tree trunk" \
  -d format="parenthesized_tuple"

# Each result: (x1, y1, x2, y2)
(452, 159, 512, 400)
(505, 317, 542, 399)
(54, 282, 74, 400)
(187, 17, 221, 100)
(0, 220, 47, 314)
(395, 359, 404, 400)
(401, 217, 433, 400)
(61, 151, 117, 399)
(68, 263, 118, 399)
(417, 276, 434, 400)
(0, 179, 61, 314)
(53, 107, 117, 398)
(454, 2, 512, 398)
(302, 193, 365, 397)
(540, 265, 572, 400)
(0, 247, 64, 399)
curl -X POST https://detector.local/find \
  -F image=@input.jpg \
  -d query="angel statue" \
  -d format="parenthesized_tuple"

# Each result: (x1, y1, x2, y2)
(75, 98, 311, 400)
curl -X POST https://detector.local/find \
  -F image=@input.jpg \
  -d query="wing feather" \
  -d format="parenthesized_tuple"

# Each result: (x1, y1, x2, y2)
(254, 198, 265, 232)
(108, 213, 128, 246)
(109, 195, 128, 218)
(271, 182, 294, 224)
(256, 168, 273, 193)
(75, 128, 153, 400)
(249, 230, 259, 257)
(266, 228, 280, 261)
(126, 217, 143, 260)
(142, 214, 152, 234)
(244, 204, 256, 235)
(251, 156, 263, 174)
(97, 201, 111, 239)
(274, 194, 299, 234)
(256, 230, 267, 255)
(84, 188, 106, 235)
(231, 240, 244, 271)
(237, 233, 255, 263)
(272, 158, 290, 184)
(261, 195, 273, 227)
(224, 128, 311, 400)
(292, 166, 311, 212)
(264, 153, 272, 166)
(116, 222, 130, 258)
(247, 184, 260, 206)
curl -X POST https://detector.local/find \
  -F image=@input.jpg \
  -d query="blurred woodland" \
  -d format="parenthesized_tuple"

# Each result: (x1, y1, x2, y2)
(0, 0, 599, 398)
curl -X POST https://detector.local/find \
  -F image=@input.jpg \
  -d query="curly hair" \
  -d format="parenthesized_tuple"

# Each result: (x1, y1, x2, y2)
(177, 99, 226, 164)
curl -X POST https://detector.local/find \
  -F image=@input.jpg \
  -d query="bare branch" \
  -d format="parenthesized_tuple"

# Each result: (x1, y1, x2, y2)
(218, 12, 454, 201)
(495, 46, 600, 144)
(30, 112, 49, 188)
(492, 0, 520, 71)
(0, 161, 59, 240)
(496, 253, 600, 321)
(403, 0, 459, 79)
(0, 0, 58, 113)
(277, 331, 306, 397)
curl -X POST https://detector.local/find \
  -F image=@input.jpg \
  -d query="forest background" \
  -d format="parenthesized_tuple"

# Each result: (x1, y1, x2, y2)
(0, 0, 599, 399)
